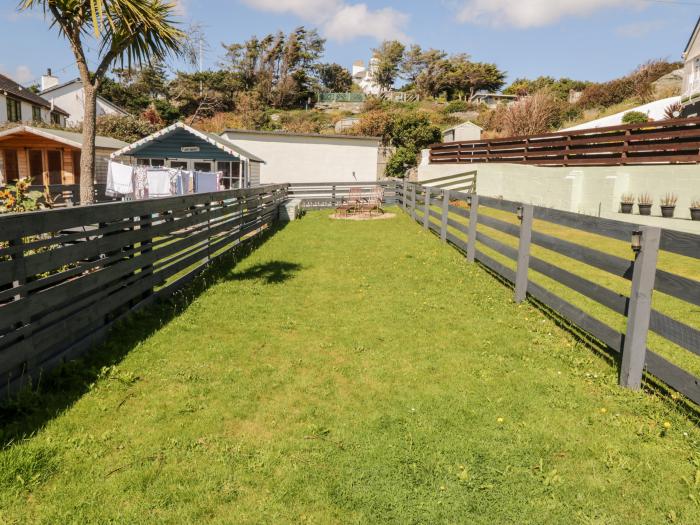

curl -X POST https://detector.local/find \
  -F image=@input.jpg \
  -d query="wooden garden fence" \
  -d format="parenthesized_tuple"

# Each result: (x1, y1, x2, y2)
(0, 184, 288, 395)
(395, 180, 700, 405)
(429, 117, 700, 166)
(287, 181, 398, 209)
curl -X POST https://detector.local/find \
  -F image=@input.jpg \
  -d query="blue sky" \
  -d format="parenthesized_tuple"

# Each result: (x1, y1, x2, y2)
(0, 0, 698, 88)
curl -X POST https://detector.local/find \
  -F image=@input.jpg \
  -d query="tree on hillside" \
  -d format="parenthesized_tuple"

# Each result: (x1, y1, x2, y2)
(222, 27, 325, 108)
(372, 40, 406, 93)
(21, 0, 183, 204)
(504, 76, 590, 100)
(169, 70, 239, 123)
(445, 57, 505, 101)
(315, 63, 353, 92)
(400, 45, 447, 85)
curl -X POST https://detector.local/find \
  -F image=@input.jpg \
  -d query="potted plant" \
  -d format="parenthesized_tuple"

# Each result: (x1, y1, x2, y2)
(620, 193, 635, 214)
(660, 193, 678, 218)
(691, 198, 700, 221)
(637, 193, 653, 216)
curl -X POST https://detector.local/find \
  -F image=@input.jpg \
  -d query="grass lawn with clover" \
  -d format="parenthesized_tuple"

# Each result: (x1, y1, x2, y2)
(1, 208, 699, 524)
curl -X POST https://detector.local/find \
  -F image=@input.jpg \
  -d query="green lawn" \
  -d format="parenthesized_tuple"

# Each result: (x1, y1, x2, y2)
(1, 209, 700, 524)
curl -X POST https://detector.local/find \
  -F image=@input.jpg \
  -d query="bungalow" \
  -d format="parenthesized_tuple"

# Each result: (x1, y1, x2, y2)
(0, 73, 68, 126)
(0, 126, 127, 186)
(471, 91, 518, 109)
(219, 129, 382, 184)
(110, 122, 265, 189)
(442, 121, 482, 143)
(681, 16, 700, 117)
(40, 70, 129, 126)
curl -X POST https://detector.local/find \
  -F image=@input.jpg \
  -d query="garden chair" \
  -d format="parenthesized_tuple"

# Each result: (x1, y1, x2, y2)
(359, 186, 385, 216)
(336, 186, 363, 216)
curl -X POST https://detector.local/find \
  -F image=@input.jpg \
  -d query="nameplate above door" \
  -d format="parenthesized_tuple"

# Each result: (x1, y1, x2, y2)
(181, 146, 200, 153)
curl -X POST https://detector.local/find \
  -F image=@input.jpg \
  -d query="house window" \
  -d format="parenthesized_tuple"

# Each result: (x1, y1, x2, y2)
(50, 112, 62, 125)
(32, 105, 43, 123)
(2, 149, 20, 183)
(136, 158, 165, 167)
(217, 161, 242, 189)
(6, 98, 21, 122)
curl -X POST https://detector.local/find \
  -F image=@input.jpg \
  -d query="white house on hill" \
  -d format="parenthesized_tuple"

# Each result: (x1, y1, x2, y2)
(352, 58, 382, 96)
(40, 70, 129, 126)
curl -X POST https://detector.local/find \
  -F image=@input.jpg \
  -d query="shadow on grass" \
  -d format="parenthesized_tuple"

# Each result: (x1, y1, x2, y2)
(227, 261, 303, 284)
(0, 222, 288, 447)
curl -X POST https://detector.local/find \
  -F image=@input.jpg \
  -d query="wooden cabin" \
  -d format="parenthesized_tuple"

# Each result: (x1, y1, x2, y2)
(0, 126, 127, 187)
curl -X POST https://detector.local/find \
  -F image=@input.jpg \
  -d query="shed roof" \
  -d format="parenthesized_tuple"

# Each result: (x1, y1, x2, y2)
(110, 122, 265, 162)
(0, 73, 69, 115)
(223, 128, 381, 142)
(442, 121, 483, 133)
(0, 125, 128, 150)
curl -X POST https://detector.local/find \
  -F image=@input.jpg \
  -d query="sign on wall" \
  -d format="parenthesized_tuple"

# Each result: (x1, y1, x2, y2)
(181, 146, 200, 153)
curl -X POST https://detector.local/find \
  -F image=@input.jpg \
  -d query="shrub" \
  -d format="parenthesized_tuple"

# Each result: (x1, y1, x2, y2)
(500, 89, 561, 136)
(385, 146, 419, 179)
(444, 100, 470, 113)
(346, 110, 394, 142)
(91, 115, 161, 143)
(621, 111, 649, 125)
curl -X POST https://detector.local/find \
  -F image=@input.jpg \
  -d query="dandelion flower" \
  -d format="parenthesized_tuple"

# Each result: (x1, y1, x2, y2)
(600, 408, 607, 414)
(663, 421, 671, 429)
(497, 417, 504, 423)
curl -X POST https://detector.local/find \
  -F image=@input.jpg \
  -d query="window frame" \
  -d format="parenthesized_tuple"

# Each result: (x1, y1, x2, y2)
(6, 97, 22, 122)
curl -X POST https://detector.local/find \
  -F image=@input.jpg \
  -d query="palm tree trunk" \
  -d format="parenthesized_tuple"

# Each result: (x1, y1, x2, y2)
(80, 84, 98, 204)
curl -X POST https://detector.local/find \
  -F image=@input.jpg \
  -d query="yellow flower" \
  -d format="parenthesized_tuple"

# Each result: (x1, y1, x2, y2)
(600, 408, 607, 414)
(663, 421, 671, 429)
(497, 417, 504, 423)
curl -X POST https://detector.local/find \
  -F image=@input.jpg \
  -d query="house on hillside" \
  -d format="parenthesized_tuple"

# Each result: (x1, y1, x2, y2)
(40, 70, 129, 126)
(681, 16, 700, 117)
(442, 121, 482, 143)
(0, 125, 126, 186)
(0, 73, 68, 126)
(220, 129, 382, 185)
(471, 91, 518, 108)
(352, 58, 382, 96)
(110, 122, 264, 188)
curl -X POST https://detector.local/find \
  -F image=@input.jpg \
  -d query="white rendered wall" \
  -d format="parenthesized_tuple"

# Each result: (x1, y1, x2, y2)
(419, 160, 700, 222)
(220, 132, 380, 184)
(43, 84, 126, 125)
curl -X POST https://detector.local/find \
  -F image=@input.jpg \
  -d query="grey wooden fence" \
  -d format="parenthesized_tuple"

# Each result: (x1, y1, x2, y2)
(0, 184, 288, 395)
(396, 181, 700, 405)
(287, 181, 397, 209)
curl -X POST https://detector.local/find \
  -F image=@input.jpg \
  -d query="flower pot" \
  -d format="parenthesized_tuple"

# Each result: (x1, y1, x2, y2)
(691, 208, 700, 221)
(620, 202, 634, 214)
(660, 205, 675, 218)
(638, 204, 652, 216)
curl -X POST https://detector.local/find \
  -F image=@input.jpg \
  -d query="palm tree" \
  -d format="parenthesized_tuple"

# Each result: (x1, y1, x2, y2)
(20, 0, 184, 204)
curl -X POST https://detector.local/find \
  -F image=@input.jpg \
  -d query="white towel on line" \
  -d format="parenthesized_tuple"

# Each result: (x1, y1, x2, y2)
(147, 169, 172, 198)
(194, 171, 219, 193)
(106, 161, 134, 197)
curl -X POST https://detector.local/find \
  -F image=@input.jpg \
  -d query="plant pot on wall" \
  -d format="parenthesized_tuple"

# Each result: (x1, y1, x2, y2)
(691, 208, 700, 221)
(660, 205, 676, 218)
(620, 202, 634, 214)
(638, 204, 652, 216)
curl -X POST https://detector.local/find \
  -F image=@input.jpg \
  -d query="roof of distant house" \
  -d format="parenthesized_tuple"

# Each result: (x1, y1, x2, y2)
(0, 73, 69, 116)
(684, 16, 700, 55)
(223, 128, 381, 142)
(442, 121, 483, 133)
(40, 78, 129, 116)
(0, 125, 128, 150)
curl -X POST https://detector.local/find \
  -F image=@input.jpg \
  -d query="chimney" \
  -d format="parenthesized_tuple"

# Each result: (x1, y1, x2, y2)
(41, 68, 59, 92)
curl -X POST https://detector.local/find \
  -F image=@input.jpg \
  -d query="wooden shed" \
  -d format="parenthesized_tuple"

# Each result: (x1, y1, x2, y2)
(0, 126, 127, 186)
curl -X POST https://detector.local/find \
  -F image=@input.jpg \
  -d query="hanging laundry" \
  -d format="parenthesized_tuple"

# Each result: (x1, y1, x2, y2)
(147, 169, 173, 198)
(133, 166, 149, 200)
(106, 161, 134, 197)
(194, 171, 219, 193)
(174, 170, 192, 196)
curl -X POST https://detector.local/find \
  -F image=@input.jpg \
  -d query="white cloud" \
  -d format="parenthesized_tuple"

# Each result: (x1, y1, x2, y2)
(0, 65, 35, 84)
(239, 0, 410, 42)
(456, 0, 644, 28)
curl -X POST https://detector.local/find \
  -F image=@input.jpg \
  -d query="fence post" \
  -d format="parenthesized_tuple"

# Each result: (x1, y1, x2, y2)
(423, 186, 430, 230)
(466, 194, 479, 263)
(619, 226, 661, 390)
(514, 204, 534, 303)
(440, 189, 450, 242)
(403, 179, 408, 210)
(332, 185, 336, 207)
(411, 184, 417, 220)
